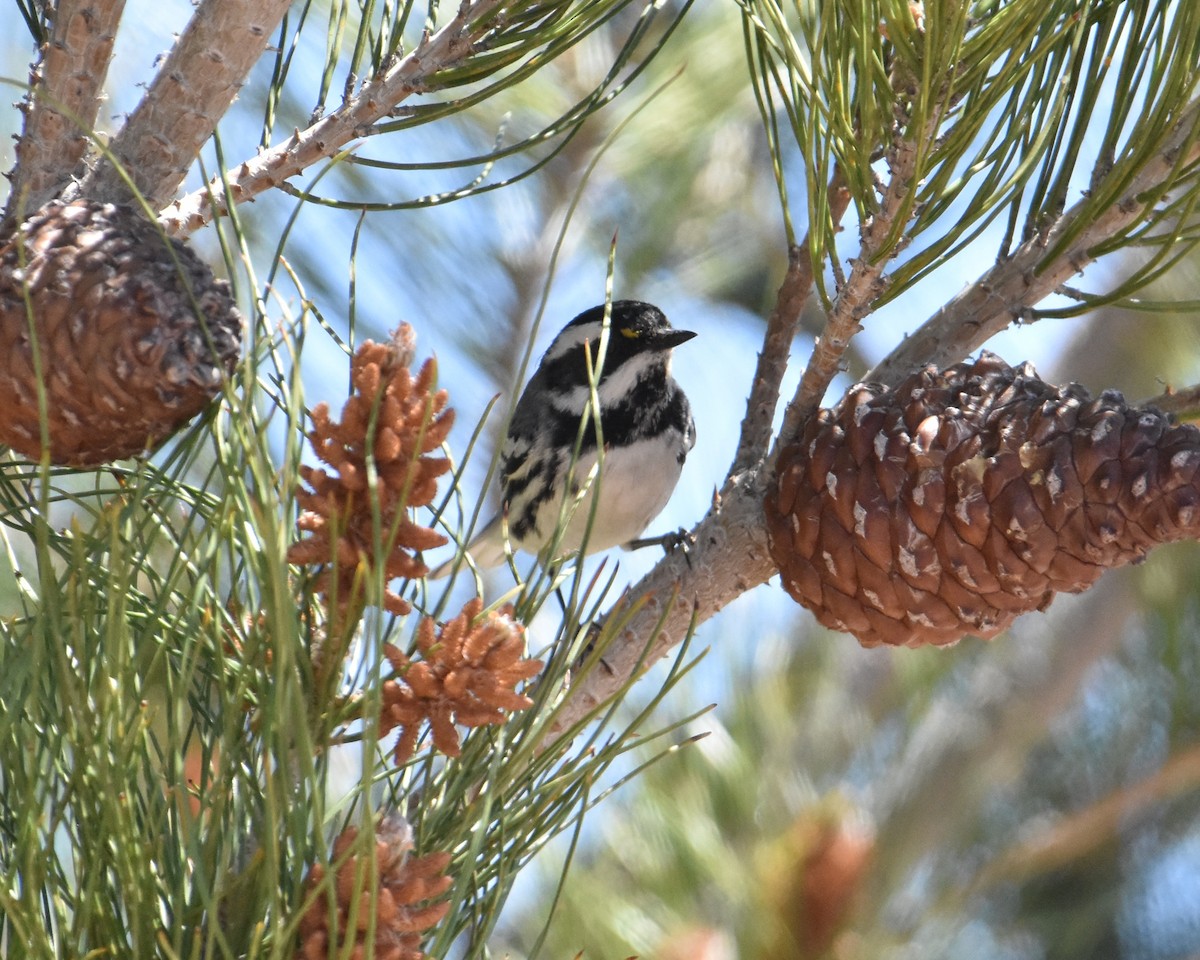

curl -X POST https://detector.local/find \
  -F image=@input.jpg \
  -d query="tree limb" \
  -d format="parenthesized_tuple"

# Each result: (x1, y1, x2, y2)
(543, 466, 776, 742)
(869, 97, 1200, 388)
(159, 0, 509, 236)
(5, 0, 126, 221)
(82, 0, 293, 209)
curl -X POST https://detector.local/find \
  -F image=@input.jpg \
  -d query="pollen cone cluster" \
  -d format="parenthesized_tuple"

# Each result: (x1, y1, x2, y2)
(288, 326, 453, 620)
(296, 818, 452, 960)
(380, 598, 543, 765)
(765, 352, 1200, 647)
(0, 199, 241, 465)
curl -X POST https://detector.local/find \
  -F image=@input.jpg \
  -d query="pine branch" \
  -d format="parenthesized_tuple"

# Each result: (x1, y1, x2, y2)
(777, 100, 946, 451)
(729, 167, 850, 478)
(543, 81, 934, 740)
(972, 742, 1200, 890)
(82, 0, 293, 209)
(543, 466, 775, 744)
(160, 0, 510, 236)
(1144, 382, 1200, 419)
(870, 95, 1200, 388)
(543, 109, 941, 744)
(5, 0, 126, 221)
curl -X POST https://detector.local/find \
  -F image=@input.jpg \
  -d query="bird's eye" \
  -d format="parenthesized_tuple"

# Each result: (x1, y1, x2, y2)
(619, 327, 639, 339)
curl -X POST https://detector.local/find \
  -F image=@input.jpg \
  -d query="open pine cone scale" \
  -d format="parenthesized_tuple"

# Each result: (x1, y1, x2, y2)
(765, 353, 1200, 647)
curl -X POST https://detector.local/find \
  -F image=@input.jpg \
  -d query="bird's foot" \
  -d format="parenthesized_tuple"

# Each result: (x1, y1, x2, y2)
(626, 527, 694, 555)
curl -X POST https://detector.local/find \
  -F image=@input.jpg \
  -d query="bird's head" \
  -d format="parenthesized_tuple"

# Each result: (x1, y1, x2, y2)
(541, 300, 696, 388)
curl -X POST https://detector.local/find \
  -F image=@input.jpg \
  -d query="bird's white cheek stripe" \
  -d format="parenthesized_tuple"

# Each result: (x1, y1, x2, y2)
(546, 353, 659, 416)
(543, 323, 602, 364)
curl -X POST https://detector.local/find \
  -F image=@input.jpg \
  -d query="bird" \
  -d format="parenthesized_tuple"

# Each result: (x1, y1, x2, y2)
(431, 299, 696, 578)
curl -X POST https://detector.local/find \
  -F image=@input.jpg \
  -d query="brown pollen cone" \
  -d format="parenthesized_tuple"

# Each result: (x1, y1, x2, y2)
(288, 325, 453, 621)
(380, 598, 543, 765)
(765, 352, 1200, 647)
(296, 818, 452, 960)
(0, 199, 242, 465)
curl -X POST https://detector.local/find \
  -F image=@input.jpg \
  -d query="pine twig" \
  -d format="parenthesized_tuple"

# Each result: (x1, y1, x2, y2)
(5, 0, 126, 221)
(1143, 382, 1200, 420)
(869, 96, 1200, 388)
(972, 742, 1200, 890)
(83, 0, 294, 209)
(776, 116, 936, 452)
(729, 167, 850, 478)
(160, 0, 509, 236)
(538, 169, 854, 743)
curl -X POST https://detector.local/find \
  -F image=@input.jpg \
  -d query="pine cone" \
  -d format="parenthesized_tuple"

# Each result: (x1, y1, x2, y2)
(287, 325, 454, 622)
(765, 353, 1200, 647)
(295, 818, 452, 960)
(0, 199, 241, 465)
(380, 598, 542, 765)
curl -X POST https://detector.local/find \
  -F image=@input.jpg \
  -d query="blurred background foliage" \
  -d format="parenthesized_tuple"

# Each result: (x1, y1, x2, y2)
(2, 0, 1200, 957)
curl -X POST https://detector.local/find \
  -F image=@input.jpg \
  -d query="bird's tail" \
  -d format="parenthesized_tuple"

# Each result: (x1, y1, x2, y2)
(426, 515, 510, 580)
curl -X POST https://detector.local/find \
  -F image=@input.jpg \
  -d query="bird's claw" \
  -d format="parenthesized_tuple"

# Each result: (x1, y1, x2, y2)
(626, 527, 694, 556)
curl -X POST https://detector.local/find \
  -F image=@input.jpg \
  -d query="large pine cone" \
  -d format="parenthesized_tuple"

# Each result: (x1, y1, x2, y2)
(765, 353, 1200, 647)
(0, 199, 242, 465)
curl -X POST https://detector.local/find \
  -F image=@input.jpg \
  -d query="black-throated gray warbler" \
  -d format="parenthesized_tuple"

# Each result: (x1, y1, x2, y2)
(433, 299, 695, 577)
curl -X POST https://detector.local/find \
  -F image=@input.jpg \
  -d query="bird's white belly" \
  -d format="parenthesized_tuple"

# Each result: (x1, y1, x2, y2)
(525, 436, 684, 558)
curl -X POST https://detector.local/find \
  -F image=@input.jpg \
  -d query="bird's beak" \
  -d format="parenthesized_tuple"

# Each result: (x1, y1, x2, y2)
(653, 328, 697, 350)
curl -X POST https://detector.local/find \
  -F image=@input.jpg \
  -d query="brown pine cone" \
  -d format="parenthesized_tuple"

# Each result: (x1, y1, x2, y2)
(765, 353, 1200, 647)
(0, 199, 242, 465)
(295, 818, 452, 960)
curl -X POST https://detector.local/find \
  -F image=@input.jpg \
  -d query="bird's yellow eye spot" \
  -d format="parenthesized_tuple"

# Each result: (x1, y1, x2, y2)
(619, 327, 639, 339)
